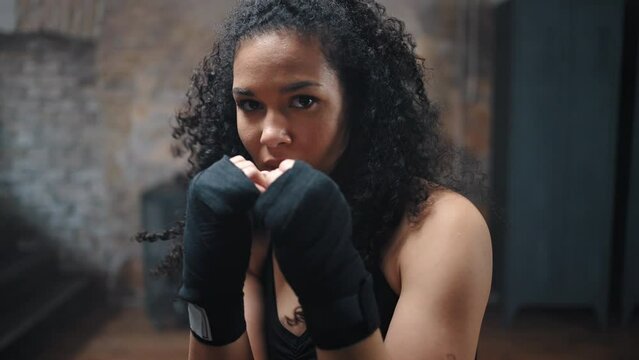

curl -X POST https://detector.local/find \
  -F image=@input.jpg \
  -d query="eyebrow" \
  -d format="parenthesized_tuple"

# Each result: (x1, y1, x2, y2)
(232, 81, 321, 97)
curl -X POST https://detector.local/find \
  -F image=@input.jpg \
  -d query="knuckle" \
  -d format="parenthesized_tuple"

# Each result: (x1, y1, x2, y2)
(230, 155, 245, 163)
(245, 168, 261, 179)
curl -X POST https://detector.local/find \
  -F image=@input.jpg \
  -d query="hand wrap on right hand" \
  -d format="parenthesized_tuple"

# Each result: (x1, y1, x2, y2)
(178, 155, 260, 346)
(253, 161, 380, 350)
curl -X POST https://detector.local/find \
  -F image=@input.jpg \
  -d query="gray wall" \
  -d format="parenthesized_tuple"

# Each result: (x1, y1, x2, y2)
(0, 34, 116, 271)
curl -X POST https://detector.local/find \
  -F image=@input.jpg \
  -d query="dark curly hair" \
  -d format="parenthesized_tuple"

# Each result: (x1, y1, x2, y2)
(136, 0, 487, 274)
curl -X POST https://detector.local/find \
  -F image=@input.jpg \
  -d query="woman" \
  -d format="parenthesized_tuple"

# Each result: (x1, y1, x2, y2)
(140, 0, 492, 359)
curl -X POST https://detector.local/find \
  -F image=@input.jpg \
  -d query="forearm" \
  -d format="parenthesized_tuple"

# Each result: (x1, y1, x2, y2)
(188, 331, 254, 360)
(186, 275, 263, 360)
(316, 330, 391, 360)
(244, 273, 268, 360)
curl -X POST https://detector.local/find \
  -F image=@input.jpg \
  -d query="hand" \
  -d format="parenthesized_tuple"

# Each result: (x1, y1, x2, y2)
(230, 155, 295, 192)
(252, 161, 379, 350)
(179, 155, 260, 346)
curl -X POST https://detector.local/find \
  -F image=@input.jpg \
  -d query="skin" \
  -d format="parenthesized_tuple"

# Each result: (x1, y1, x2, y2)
(232, 31, 349, 176)
(188, 31, 493, 360)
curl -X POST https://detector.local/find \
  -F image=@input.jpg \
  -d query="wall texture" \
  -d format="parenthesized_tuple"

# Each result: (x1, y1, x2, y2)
(0, 34, 114, 270)
(15, 0, 105, 39)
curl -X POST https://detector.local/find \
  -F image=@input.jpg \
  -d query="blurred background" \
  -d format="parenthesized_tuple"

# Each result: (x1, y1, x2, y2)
(0, 0, 637, 359)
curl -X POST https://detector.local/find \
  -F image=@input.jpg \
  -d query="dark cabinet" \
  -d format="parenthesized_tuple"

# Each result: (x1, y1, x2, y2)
(622, 41, 639, 325)
(493, 0, 625, 327)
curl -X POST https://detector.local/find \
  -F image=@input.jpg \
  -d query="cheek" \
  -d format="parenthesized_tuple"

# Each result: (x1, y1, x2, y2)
(237, 118, 259, 150)
(301, 118, 345, 158)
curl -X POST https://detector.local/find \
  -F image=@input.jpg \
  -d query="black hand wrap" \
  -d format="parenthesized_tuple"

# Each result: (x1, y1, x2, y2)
(253, 161, 380, 350)
(178, 155, 260, 346)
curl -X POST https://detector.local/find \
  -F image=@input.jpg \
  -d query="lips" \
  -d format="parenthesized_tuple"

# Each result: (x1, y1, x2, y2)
(263, 158, 284, 170)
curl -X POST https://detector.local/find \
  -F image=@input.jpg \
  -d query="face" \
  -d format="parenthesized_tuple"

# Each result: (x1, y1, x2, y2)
(232, 31, 348, 173)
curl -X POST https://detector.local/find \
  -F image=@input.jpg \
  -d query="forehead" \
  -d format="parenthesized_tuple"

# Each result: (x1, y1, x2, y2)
(232, 31, 335, 86)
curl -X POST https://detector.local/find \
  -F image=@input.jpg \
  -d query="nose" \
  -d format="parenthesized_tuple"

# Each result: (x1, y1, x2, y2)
(260, 110, 292, 148)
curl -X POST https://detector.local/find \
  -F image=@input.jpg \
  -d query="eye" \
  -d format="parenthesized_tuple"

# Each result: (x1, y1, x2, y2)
(291, 95, 317, 109)
(237, 100, 263, 112)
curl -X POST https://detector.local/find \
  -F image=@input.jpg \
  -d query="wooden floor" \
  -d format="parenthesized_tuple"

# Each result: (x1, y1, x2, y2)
(478, 309, 638, 360)
(43, 306, 639, 360)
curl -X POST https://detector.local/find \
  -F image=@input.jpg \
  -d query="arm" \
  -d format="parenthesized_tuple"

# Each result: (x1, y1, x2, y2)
(187, 190, 270, 360)
(243, 228, 270, 360)
(253, 161, 380, 350)
(186, 157, 284, 359)
(188, 273, 266, 360)
(179, 156, 262, 359)
(255, 161, 491, 359)
(317, 192, 493, 360)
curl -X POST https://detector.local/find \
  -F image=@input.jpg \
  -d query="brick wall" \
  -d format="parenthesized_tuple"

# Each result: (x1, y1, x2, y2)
(94, 1, 238, 297)
(0, 33, 117, 271)
(15, 0, 105, 39)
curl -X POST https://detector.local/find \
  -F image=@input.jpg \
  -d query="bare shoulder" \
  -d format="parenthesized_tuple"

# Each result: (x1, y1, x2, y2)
(412, 188, 491, 241)
(381, 187, 493, 293)
(403, 187, 491, 267)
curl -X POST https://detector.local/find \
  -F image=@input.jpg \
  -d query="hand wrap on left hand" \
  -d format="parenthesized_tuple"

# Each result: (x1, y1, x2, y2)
(178, 155, 260, 346)
(253, 161, 380, 350)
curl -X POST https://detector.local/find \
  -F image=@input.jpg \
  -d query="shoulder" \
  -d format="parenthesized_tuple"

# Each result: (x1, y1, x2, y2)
(382, 186, 493, 294)
(406, 188, 492, 250)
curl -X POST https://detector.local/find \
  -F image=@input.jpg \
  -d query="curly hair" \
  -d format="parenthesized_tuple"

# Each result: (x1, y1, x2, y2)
(136, 0, 487, 274)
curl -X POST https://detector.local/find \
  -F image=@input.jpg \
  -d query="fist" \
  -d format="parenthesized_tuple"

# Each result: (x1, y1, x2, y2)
(230, 155, 295, 192)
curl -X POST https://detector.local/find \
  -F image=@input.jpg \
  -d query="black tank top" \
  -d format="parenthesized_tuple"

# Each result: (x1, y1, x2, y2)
(261, 248, 399, 359)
